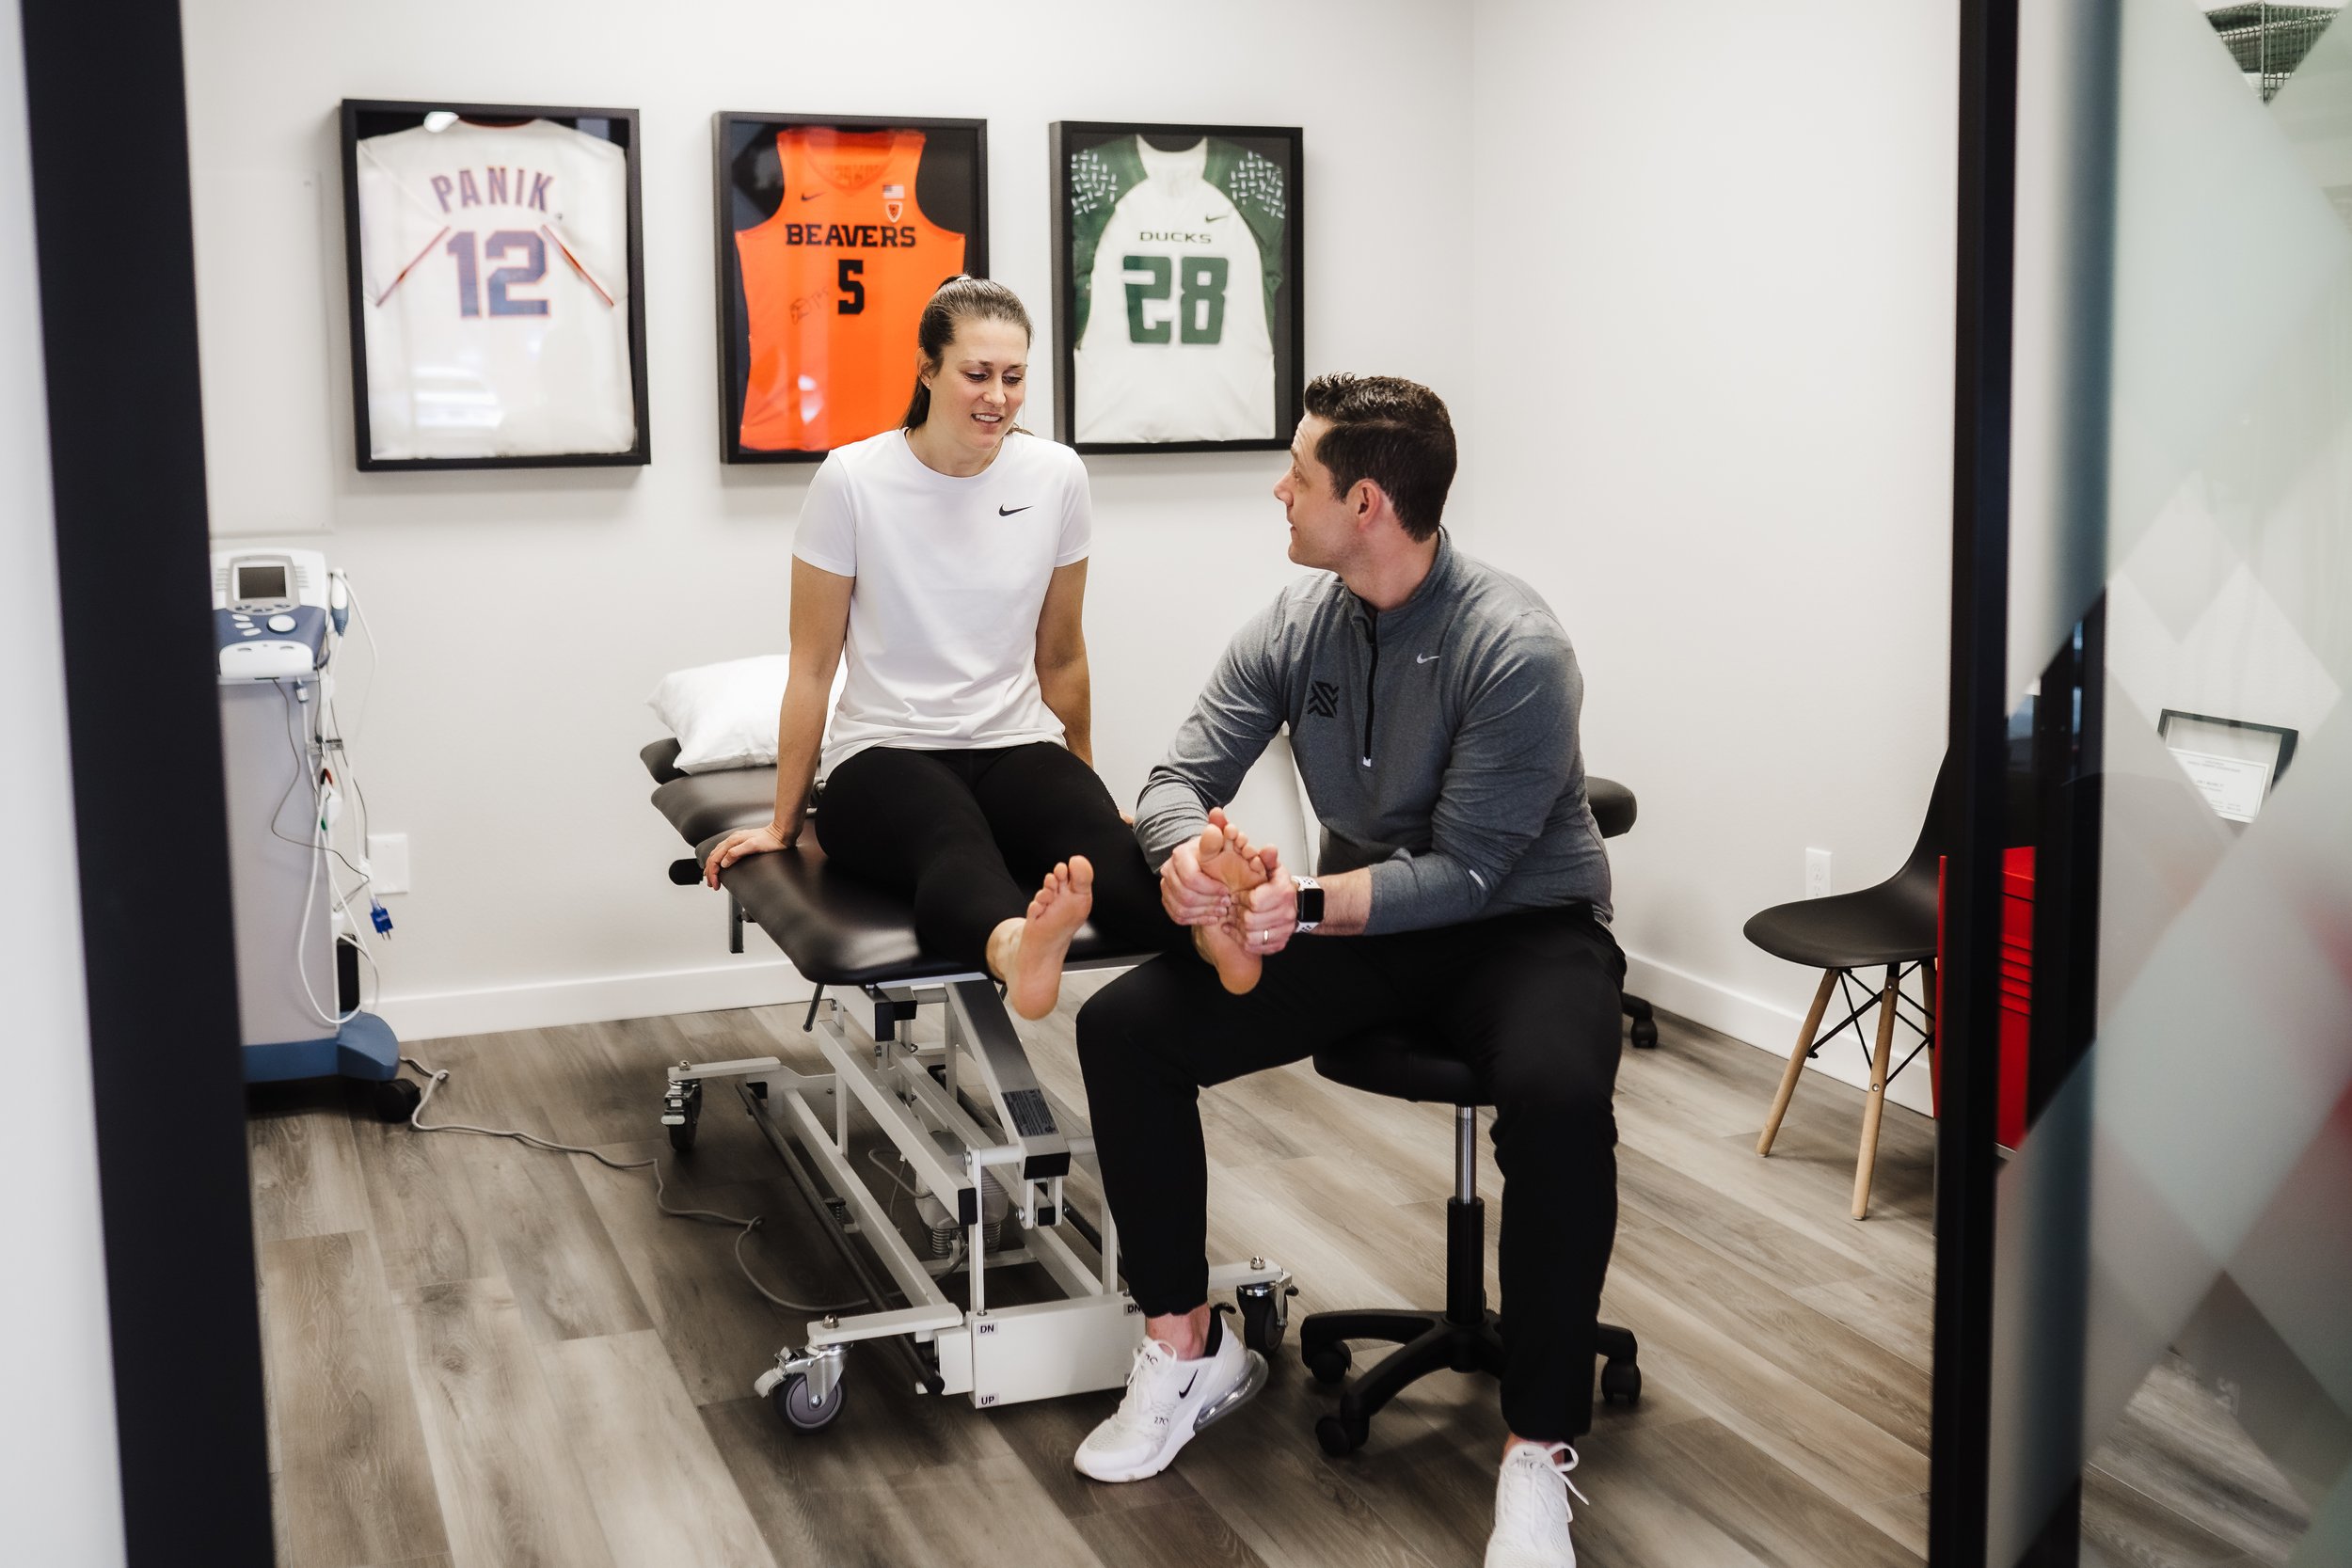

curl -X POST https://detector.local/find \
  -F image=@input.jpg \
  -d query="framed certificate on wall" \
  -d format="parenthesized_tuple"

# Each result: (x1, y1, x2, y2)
(339, 100, 649, 470)
(1049, 121, 1304, 453)
(714, 113, 989, 464)
(2157, 709, 2297, 824)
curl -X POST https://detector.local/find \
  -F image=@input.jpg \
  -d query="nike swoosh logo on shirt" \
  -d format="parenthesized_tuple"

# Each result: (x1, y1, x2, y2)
(1205, 214, 1230, 222)
(1416, 653, 1441, 664)
(999, 504, 1032, 515)
(800, 191, 822, 201)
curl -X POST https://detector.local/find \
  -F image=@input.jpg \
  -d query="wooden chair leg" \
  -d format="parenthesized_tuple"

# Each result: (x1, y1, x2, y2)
(1756, 969, 1839, 1157)
(1851, 964, 1901, 1219)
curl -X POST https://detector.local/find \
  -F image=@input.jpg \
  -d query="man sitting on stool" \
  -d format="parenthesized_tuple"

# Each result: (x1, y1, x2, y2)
(1072, 373, 1625, 1568)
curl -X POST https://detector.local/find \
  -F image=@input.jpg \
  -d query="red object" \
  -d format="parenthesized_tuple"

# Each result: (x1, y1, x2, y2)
(1933, 847, 2035, 1148)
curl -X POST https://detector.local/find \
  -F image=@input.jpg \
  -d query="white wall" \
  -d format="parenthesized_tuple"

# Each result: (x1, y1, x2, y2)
(180, 0, 1476, 1040)
(0, 0, 128, 1556)
(1470, 0, 1960, 1108)
(183, 0, 1966, 1109)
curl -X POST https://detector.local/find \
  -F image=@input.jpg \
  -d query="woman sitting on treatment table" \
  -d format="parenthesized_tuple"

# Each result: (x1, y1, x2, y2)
(703, 277, 1263, 1019)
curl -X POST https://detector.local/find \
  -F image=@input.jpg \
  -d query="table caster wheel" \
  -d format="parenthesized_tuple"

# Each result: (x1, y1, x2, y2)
(664, 1079, 703, 1153)
(772, 1370, 844, 1433)
(1237, 1280, 1295, 1356)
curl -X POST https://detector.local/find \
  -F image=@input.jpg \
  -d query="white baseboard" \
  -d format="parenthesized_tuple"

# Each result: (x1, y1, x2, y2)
(373, 958, 815, 1044)
(1623, 949, 1938, 1117)
(373, 945, 1935, 1118)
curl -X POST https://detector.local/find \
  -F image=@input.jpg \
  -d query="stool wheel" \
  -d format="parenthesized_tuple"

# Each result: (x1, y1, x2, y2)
(1305, 1341, 1352, 1386)
(1315, 1412, 1369, 1457)
(1600, 1357, 1642, 1405)
(1629, 1017, 1659, 1050)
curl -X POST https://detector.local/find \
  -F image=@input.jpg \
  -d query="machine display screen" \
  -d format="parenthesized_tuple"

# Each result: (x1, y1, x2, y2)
(236, 564, 288, 601)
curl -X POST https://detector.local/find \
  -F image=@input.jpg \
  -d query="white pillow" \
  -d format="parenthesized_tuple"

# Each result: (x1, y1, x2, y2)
(647, 655, 791, 774)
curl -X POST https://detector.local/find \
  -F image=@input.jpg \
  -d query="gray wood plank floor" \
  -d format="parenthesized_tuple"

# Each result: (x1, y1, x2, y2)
(248, 986, 2301, 1568)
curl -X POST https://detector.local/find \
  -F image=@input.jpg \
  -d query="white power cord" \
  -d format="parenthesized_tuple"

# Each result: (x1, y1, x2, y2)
(341, 578, 381, 747)
(294, 768, 359, 1029)
(396, 1054, 870, 1316)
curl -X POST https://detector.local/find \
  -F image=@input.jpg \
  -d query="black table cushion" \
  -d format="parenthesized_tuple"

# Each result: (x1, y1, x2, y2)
(646, 747, 1641, 990)
(647, 752, 1124, 988)
(642, 737, 688, 785)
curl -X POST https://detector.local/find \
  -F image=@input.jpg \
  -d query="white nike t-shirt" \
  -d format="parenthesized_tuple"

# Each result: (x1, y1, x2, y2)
(793, 428, 1092, 776)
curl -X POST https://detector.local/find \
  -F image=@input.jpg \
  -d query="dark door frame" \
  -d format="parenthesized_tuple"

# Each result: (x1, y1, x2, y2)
(22, 0, 275, 1560)
(1931, 0, 2022, 1562)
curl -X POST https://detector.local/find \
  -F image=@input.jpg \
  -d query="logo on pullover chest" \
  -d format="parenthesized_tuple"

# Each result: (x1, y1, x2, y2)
(1305, 680, 1341, 719)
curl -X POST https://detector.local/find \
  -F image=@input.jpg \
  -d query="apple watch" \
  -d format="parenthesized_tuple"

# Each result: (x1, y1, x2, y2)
(1293, 875, 1324, 935)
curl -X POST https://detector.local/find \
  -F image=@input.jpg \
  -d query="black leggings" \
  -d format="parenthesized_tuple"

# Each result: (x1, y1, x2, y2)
(815, 742, 1187, 969)
(1075, 905, 1626, 1441)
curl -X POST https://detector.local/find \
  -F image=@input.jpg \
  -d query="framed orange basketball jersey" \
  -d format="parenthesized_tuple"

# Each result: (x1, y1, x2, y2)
(732, 126, 971, 454)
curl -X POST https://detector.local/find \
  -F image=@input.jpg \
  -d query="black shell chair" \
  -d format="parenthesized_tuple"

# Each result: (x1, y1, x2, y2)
(1746, 759, 1952, 1219)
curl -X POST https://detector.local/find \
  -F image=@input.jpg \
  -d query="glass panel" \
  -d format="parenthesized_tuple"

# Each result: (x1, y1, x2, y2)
(1991, 2, 2352, 1564)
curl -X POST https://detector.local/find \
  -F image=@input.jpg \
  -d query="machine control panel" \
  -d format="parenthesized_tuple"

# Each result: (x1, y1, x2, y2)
(212, 546, 333, 681)
(215, 605, 329, 679)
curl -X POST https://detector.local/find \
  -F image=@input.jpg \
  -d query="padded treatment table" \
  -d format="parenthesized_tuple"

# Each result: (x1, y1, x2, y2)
(644, 737, 1145, 984)
(641, 738, 1289, 1431)
(648, 739, 1642, 980)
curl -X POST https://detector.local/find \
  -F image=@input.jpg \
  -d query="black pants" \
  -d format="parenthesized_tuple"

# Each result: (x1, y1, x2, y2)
(817, 742, 1186, 969)
(1075, 905, 1627, 1441)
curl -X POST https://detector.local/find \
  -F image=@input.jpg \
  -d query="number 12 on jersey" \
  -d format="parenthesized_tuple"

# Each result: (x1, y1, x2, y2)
(446, 230, 549, 318)
(1121, 254, 1228, 344)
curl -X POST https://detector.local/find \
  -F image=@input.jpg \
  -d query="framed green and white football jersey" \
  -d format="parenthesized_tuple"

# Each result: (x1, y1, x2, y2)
(1050, 122, 1303, 452)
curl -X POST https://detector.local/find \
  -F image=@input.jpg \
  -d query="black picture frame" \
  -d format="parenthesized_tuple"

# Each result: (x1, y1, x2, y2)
(339, 99, 649, 471)
(714, 112, 990, 465)
(1049, 121, 1305, 453)
(2157, 707, 2298, 788)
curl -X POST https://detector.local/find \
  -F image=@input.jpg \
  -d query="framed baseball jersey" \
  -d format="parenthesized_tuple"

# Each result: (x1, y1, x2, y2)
(1050, 122, 1303, 453)
(339, 101, 649, 471)
(715, 113, 989, 465)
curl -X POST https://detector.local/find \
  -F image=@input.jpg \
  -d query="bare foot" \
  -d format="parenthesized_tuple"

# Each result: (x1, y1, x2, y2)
(1190, 826, 1269, 995)
(1007, 857, 1093, 1020)
(1194, 913, 1264, 996)
(1195, 818, 1270, 899)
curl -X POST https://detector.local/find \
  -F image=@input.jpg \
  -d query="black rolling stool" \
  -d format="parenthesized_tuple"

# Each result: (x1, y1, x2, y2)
(1587, 776, 1658, 1049)
(1296, 1027, 1641, 1456)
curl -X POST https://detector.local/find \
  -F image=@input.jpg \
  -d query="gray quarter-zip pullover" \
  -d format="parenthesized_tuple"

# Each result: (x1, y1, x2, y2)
(1135, 531, 1612, 932)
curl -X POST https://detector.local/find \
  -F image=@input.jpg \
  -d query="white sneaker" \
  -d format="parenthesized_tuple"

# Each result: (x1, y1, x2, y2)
(1485, 1441, 1588, 1567)
(1073, 1321, 1266, 1482)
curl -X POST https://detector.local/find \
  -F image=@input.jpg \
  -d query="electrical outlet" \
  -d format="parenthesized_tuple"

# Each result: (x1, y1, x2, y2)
(1804, 847, 1833, 900)
(368, 832, 410, 895)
